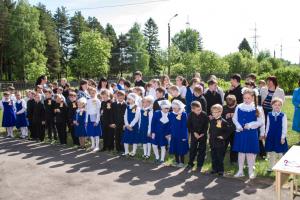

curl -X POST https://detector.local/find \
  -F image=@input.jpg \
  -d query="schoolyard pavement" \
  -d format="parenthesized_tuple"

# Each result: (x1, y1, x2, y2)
(0, 137, 296, 200)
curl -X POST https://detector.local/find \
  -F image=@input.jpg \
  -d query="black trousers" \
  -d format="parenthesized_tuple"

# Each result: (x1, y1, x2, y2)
(175, 154, 185, 164)
(46, 119, 57, 140)
(68, 123, 79, 145)
(32, 122, 45, 141)
(56, 122, 67, 144)
(28, 120, 33, 138)
(211, 146, 225, 173)
(102, 124, 114, 150)
(188, 139, 206, 169)
(224, 131, 238, 163)
(115, 126, 124, 152)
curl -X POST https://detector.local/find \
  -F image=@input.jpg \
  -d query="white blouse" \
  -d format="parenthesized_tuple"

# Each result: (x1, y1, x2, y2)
(265, 112, 287, 139)
(85, 97, 101, 123)
(124, 104, 140, 128)
(138, 107, 153, 135)
(15, 99, 27, 114)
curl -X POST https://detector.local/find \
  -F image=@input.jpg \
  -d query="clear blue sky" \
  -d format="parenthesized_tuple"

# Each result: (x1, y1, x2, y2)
(29, 0, 300, 64)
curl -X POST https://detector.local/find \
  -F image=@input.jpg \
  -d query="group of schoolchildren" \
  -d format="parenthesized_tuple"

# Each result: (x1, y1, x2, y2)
(0, 72, 289, 179)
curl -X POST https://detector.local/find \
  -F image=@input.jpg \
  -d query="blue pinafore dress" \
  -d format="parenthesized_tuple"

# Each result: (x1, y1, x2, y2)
(75, 110, 87, 137)
(139, 108, 152, 144)
(15, 101, 28, 128)
(122, 106, 139, 144)
(2, 101, 16, 127)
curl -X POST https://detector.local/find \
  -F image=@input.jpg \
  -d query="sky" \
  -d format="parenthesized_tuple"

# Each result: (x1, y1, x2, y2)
(29, 0, 300, 64)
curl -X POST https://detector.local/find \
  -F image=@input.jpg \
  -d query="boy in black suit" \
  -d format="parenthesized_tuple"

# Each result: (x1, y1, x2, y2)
(67, 91, 79, 146)
(44, 89, 57, 142)
(153, 87, 166, 111)
(187, 101, 209, 172)
(54, 94, 68, 145)
(32, 93, 46, 141)
(209, 104, 230, 176)
(110, 90, 127, 153)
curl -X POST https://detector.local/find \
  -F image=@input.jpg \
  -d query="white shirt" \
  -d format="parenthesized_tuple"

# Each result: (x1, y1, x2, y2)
(85, 97, 101, 123)
(265, 112, 287, 139)
(138, 107, 153, 135)
(0, 99, 15, 110)
(148, 88, 157, 100)
(160, 111, 169, 124)
(15, 99, 27, 114)
(178, 86, 187, 99)
(232, 102, 265, 136)
(124, 104, 140, 128)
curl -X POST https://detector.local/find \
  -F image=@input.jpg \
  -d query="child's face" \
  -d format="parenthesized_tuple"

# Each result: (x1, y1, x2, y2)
(4, 94, 9, 101)
(101, 94, 108, 101)
(77, 102, 84, 109)
(57, 89, 63, 94)
(89, 90, 96, 98)
(156, 91, 163, 99)
(176, 78, 182, 86)
(212, 110, 222, 119)
(34, 95, 41, 102)
(162, 107, 170, 113)
(69, 95, 76, 102)
(16, 93, 21, 100)
(194, 91, 200, 97)
(56, 97, 62, 103)
(45, 92, 52, 99)
(117, 95, 125, 102)
(243, 93, 254, 105)
(272, 102, 282, 113)
(127, 98, 134, 105)
(142, 100, 151, 108)
(170, 90, 178, 97)
(153, 82, 158, 88)
(172, 106, 180, 113)
(192, 107, 201, 115)
(226, 99, 235, 107)
(209, 84, 217, 91)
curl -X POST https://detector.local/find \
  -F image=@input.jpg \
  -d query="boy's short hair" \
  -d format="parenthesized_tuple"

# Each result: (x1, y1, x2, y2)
(65, 83, 70, 88)
(7, 86, 15, 91)
(36, 85, 43, 90)
(246, 73, 257, 81)
(191, 101, 202, 109)
(116, 90, 125, 97)
(124, 80, 131, 88)
(44, 88, 52, 94)
(69, 91, 77, 97)
(231, 74, 241, 83)
(271, 97, 283, 106)
(88, 87, 96, 93)
(168, 85, 179, 92)
(57, 87, 63, 91)
(100, 89, 110, 96)
(226, 94, 237, 103)
(207, 79, 217, 86)
(193, 86, 203, 94)
(259, 80, 266, 85)
(52, 81, 58, 86)
(211, 104, 223, 113)
(134, 71, 142, 76)
(156, 87, 165, 95)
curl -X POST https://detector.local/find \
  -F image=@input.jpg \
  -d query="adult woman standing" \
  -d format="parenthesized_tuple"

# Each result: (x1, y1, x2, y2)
(77, 79, 90, 100)
(292, 80, 300, 143)
(35, 75, 48, 88)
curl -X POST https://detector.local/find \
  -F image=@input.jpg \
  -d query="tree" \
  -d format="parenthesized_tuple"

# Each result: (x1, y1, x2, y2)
(36, 3, 61, 78)
(257, 50, 271, 62)
(144, 18, 160, 74)
(53, 6, 70, 75)
(126, 23, 149, 73)
(172, 28, 202, 53)
(73, 31, 112, 78)
(8, 0, 47, 81)
(87, 16, 105, 35)
(0, 0, 15, 80)
(238, 38, 252, 54)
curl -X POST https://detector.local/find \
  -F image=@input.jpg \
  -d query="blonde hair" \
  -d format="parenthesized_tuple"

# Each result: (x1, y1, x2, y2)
(211, 104, 223, 113)
(271, 97, 283, 106)
(242, 88, 260, 117)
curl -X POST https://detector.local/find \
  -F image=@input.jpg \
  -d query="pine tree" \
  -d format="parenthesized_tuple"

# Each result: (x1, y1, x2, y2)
(53, 6, 70, 75)
(143, 18, 160, 75)
(238, 38, 252, 54)
(87, 16, 105, 35)
(104, 23, 118, 76)
(36, 3, 61, 78)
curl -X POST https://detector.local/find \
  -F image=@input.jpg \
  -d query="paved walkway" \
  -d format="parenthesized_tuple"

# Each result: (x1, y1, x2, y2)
(0, 137, 294, 200)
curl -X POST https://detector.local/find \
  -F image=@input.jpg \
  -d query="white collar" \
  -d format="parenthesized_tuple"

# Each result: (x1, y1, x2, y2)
(238, 102, 256, 112)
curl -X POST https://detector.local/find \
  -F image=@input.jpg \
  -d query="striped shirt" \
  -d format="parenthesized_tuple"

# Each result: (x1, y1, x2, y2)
(262, 90, 275, 110)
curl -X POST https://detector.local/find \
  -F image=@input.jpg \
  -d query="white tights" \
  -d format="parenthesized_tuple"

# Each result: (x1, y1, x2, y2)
(20, 127, 28, 137)
(6, 127, 14, 137)
(238, 153, 256, 174)
(124, 143, 137, 155)
(143, 143, 152, 156)
(90, 136, 99, 149)
(152, 145, 166, 162)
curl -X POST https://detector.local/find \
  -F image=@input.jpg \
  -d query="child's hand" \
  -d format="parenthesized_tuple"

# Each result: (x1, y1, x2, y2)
(281, 138, 285, 144)
(109, 124, 116, 128)
(236, 127, 243, 132)
(259, 136, 265, 141)
(194, 132, 200, 139)
(42, 121, 45, 125)
(151, 133, 155, 139)
(128, 126, 133, 131)
(244, 124, 251, 130)
(165, 135, 171, 141)
(199, 133, 204, 138)
(226, 113, 231, 119)
(94, 122, 98, 127)
(217, 136, 224, 140)
(208, 115, 214, 120)
(123, 125, 125, 130)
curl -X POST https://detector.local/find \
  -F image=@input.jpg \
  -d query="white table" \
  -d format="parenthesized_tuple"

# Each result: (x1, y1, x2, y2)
(273, 145, 300, 200)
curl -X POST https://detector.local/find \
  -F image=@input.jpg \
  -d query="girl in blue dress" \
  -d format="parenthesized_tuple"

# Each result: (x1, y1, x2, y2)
(122, 93, 140, 157)
(138, 95, 154, 159)
(1, 91, 16, 137)
(151, 100, 171, 164)
(292, 81, 300, 144)
(232, 88, 264, 179)
(86, 87, 101, 152)
(185, 78, 200, 114)
(265, 98, 288, 171)
(15, 91, 29, 139)
(168, 100, 189, 168)
(74, 97, 87, 149)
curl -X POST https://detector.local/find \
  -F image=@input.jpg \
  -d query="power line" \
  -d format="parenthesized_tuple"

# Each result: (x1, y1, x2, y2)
(67, 0, 170, 12)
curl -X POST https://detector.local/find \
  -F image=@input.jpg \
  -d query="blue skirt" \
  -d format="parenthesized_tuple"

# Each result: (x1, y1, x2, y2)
(151, 132, 168, 147)
(169, 138, 189, 156)
(122, 127, 138, 144)
(86, 117, 102, 137)
(139, 129, 152, 144)
(16, 113, 28, 128)
(232, 129, 260, 154)
(75, 124, 87, 137)
(265, 136, 288, 153)
(2, 113, 16, 127)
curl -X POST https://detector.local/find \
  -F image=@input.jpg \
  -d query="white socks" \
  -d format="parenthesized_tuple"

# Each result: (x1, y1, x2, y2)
(237, 153, 256, 176)
(6, 127, 14, 137)
(91, 137, 95, 149)
(95, 136, 99, 150)
(132, 144, 137, 155)
(152, 145, 159, 159)
(143, 143, 152, 156)
(20, 127, 28, 138)
(124, 143, 129, 155)
(160, 146, 166, 162)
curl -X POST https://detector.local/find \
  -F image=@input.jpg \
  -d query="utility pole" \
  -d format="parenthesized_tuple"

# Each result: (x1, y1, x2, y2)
(167, 14, 178, 75)
(280, 43, 283, 59)
(250, 23, 260, 57)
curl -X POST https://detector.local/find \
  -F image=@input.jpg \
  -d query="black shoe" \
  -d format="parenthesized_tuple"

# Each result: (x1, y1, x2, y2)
(100, 148, 106, 152)
(185, 164, 194, 170)
(210, 170, 217, 175)
(218, 172, 224, 176)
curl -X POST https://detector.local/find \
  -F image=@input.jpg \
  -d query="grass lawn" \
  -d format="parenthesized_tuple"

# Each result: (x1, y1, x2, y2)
(0, 96, 298, 178)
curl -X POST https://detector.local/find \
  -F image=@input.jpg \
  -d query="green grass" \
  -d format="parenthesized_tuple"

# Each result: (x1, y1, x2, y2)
(0, 96, 298, 178)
